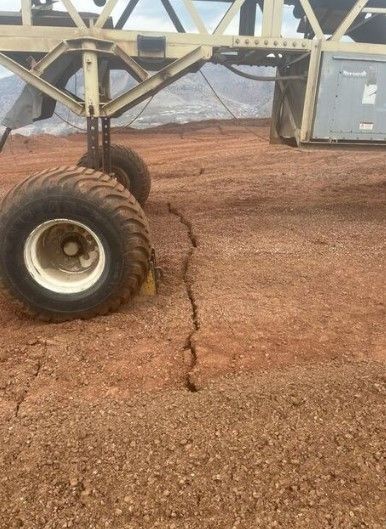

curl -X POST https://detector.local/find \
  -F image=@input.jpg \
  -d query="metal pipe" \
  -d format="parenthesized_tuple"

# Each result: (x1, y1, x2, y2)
(0, 127, 11, 154)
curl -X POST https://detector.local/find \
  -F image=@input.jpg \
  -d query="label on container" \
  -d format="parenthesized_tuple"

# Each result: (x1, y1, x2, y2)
(359, 122, 374, 131)
(362, 83, 377, 105)
(343, 70, 367, 78)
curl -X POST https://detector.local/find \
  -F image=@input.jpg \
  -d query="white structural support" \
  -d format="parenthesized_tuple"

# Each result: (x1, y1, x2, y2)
(60, 0, 87, 29)
(0, 52, 83, 115)
(332, 0, 370, 41)
(95, 0, 118, 29)
(363, 7, 386, 14)
(21, 0, 32, 26)
(300, 39, 323, 142)
(182, 0, 208, 34)
(32, 41, 71, 75)
(298, 0, 324, 39)
(83, 41, 101, 117)
(103, 45, 211, 116)
(215, 0, 246, 35)
(261, 0, 284, 37)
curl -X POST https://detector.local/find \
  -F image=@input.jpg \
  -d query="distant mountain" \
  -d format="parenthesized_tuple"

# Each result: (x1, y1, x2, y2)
(0, 64, 273, 135)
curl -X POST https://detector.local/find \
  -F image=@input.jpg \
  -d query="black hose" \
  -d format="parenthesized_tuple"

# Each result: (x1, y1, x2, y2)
(222, 61, 306, 82)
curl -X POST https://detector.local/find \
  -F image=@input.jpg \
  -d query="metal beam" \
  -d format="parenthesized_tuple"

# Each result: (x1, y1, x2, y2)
(116, 0, 141, 30)
(277, 80, 299, 142)
(0, 25, 312, 54)
(215, 0, 246, 35)
(332, 0, 369, 41)
(0, 53, 83, 116)
(363, 7, 386, 14)
(298, 0, 324, 39)
(182, 0, 208, 34)
(239, 0, 256, 36)
(262, 0, 283, 37)
(103, 46, 210, 116)
(61, 0, 87, 29)
(95, 0, 119, 29)
(5, 24, 386, 57)
(300, 39, 322, 142)
(21, 0, 32, 26)
(32, 41, 71, 75)
(83, 42, 100, 117)
(113, 44, 149, 82)
(0, 20, 385, 60)
(161, 0, 186, 33)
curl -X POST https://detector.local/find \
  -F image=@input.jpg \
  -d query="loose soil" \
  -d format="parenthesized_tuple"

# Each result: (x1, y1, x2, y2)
(0, 120, 385, 528)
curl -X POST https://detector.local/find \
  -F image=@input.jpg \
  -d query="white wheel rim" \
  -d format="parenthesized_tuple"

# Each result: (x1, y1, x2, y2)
(24, 219, 106, 295)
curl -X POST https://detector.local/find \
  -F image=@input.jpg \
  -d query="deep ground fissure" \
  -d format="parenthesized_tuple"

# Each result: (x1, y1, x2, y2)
(168, 202, 200, 392)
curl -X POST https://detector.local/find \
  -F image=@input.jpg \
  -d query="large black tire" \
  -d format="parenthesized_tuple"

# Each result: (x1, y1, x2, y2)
(77, 144, 151, 206)
(0, 166, 152, 321)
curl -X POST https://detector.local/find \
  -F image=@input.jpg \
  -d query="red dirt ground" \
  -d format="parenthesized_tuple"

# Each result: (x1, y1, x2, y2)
(0, 120, 385, 528)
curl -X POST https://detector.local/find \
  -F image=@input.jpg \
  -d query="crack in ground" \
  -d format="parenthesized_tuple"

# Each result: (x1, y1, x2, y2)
(15, 358, 42, 418)
(168, 202, 200, 392)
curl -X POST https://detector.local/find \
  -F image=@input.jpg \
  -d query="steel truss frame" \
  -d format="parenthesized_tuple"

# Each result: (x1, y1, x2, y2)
(1, 0, 386, 148)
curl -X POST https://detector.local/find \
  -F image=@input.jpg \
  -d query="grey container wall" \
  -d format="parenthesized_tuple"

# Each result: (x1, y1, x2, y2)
(312, 52, 386, 143)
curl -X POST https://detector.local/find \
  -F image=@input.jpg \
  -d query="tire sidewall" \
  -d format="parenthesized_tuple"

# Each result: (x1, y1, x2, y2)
(78, 145, 151, 206)
(108, 149, 148, 203)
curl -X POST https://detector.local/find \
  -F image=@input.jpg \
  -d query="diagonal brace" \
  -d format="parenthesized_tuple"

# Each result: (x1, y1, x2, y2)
(161, 0, 186, 33)
(32, 41, 71, 75)
(215, 0, 247, 35)
(182, 0, 208, 34)
(332, 0, 369, 41)
(298, 0, 324, 39)
(113, 44, 149, 82)
(95, 0, 119, 29)
(61, 0, 87, 28)
(0, 53, 83, 116)
(103, 46, 211, 116)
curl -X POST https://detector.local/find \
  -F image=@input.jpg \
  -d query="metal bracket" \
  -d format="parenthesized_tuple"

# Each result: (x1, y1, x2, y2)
(87, 117, 100, 170)
(140, 250, 161, 297)
(0, 127, 11, 153)
(137, 35, 166, 57)
(101, 117, 112, 174)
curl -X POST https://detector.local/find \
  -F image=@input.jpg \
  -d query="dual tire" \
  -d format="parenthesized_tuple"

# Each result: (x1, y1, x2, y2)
(0, 152, 152, 321)
(77, 144, 151, 207)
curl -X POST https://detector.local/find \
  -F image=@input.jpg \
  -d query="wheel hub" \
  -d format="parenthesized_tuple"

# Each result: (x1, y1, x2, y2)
(24, 219, 106, 294)
(62, 238, 81, 258)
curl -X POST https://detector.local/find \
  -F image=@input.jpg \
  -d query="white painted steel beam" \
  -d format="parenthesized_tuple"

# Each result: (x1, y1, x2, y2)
(21, 0, 32, 26)
(0, 52, 83, 115)
(182, 0, 208, 34)
(215, 0, 247, 35)
(298, 0, 324, 39)
(83, 42, 100, 117)
(32, 41, 71, 75)
(262, 0, 284, 37)
(113, 44, 149, 82)
(332, 0, 369, 41)
(2, 24, 386, 57)
(60, 0, 87, 29)
(103, 46, 211, 116)
(95, 0, 119, 29)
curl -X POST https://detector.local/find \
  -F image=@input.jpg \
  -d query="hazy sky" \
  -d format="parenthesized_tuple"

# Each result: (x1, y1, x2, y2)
(0, 1, 297, 32)
(0, 1, 243, 31)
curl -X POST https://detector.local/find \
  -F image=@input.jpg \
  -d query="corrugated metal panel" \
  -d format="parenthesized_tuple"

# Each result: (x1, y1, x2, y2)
(313, 52, 386, 142)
